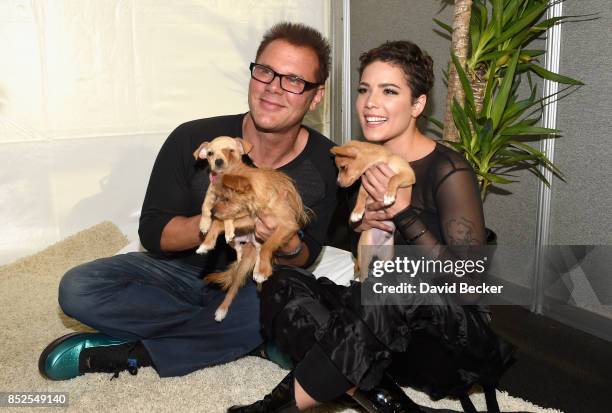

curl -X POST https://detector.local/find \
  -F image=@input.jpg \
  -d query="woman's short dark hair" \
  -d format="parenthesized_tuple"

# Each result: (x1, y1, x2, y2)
(359, 40, 434, 100)
(256, 22, 331, 84)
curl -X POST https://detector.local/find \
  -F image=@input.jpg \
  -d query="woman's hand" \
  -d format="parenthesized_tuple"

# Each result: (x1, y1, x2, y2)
(352, 204, 395, 233)
(352, 163, 412, 233)
(362, 163, 412, 216)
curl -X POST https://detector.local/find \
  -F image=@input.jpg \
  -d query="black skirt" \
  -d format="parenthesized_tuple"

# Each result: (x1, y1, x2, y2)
(260, 266, 514, 400)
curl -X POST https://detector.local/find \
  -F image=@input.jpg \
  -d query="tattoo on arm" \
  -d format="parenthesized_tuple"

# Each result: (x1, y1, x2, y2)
(445, 217, 480, 246)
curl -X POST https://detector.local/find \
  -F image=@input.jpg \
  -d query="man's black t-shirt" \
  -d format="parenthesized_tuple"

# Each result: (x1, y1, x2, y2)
(138, 113, 338, 273)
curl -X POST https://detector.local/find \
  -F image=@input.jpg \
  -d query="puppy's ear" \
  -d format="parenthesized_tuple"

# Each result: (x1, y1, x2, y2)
(193, 142, 209, 160)
(235, 138, 253, 155)
(331, 145, 358, 159)
(335, 157, 350, 168)
(222, 174, 252, 194)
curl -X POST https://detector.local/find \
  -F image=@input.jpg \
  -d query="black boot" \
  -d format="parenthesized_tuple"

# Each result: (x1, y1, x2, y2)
(351, 374, 425, 413)
(228, 371, 300, 413)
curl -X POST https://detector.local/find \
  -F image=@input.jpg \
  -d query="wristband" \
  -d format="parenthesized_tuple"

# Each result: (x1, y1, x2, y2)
(408, 228, 428, 243)
(392, 206, 419, 227)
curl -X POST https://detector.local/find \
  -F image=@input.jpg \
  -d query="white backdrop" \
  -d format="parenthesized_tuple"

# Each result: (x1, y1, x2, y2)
(0, 0, 330, 265)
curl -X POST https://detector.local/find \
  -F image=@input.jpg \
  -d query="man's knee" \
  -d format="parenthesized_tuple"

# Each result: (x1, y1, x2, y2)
(58, 262, 100, 319)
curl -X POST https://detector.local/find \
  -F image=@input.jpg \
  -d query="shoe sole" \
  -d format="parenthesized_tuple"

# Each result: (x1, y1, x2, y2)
(38, 332, 87, 380)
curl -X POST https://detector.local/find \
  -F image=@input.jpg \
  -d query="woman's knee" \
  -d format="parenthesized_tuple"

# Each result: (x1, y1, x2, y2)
(262, 266, 316, 299)
(260, 268, 327, 342)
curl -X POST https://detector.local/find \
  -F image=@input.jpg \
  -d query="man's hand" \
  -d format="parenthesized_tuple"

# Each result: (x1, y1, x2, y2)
(255, 213, 306, 265)
(255, 213, 302, 254)
(254, 213, 278, 242)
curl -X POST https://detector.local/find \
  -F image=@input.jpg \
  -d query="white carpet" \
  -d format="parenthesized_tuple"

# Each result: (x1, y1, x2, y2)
(0, 222, 563, 413)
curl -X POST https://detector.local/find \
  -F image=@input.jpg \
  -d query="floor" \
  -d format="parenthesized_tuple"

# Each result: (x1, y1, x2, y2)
(491, 306, 612, 413)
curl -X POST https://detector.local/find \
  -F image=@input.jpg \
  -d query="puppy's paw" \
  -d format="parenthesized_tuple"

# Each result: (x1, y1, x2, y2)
(196, 243, 211, 255)
(253, 272, 268, 284)
(214, 307, 228, 322)
(225, 230, 235, 243)
(383, 194, 396, 206)
(199, 216, 212, 234)
(255, 260, 273, 280)
(350, 211, 364, 223)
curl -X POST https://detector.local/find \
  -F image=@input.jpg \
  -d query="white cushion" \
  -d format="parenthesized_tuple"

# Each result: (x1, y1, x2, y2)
(116, 241, 357, 286)
(308, 246, 356, 286)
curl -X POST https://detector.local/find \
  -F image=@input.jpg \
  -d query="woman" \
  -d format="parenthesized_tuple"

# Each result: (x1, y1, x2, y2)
(229, 41, 513, 413)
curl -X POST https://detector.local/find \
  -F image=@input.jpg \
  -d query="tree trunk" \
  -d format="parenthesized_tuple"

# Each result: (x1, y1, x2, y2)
(443, 0, 473, 142)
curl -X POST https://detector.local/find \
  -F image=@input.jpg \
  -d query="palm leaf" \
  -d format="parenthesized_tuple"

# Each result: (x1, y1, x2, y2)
(476, 0, 489, 33)
(509, 141, 562, 176)
(482, 172, 515, 184)
(451, 98, 473, 146)
(492, 0, 503, 39)
(502, 0, 523, 27)
(433, 18, 453, 34)
(506, 16, 565, 51)
(499, 87, 537, 127)
(502, 125, 558, 136)
(424, 115, 445, 130)
(521, 49, 546, 58)
(486, 1, 548, 52)
(479, 50, 518, 64)
(451, 52, 476, 111)
(469, 8, 482, 54)
(480, 64, 497, 118)
(478, 118, 495, 161)
(530, 64, 584, 85)
(491, 51, 519, 128)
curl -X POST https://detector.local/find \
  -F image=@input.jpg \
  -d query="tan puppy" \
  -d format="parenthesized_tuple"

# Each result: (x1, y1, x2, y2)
(192, 136, 253, 254)
(193, 136, 257, 321)
(331, 141, 416, 280)
(194, 137, 307, 321)
(202, 218, 258, 322)
(211, 165, 309, 283)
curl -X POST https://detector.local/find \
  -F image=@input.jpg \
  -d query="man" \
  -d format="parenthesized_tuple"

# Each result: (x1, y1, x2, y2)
(39, 22, 337, 380)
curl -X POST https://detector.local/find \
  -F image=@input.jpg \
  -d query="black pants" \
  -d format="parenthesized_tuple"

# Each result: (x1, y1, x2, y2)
(260, 266, 354, 401)
(260, 266, 514, 402)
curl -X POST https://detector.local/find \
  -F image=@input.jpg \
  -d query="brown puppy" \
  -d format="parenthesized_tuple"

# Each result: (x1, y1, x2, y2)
(193, 136, 256, 321)
(211, 164, 309, 283)
(192, 136, 253, 254)
(203, 222, 258, 322)
(331, 141, 415, 280)
(194, 137, 307, 321)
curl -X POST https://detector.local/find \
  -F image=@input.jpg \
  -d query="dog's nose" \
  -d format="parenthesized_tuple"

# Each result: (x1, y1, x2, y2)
(215, 159, 224, 167)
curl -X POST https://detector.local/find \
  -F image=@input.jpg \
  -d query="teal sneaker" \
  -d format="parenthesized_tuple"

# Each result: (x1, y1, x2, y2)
(265, 341, 294, 370)
(248, 341, 294, 370)
(38, 332, 134, 380)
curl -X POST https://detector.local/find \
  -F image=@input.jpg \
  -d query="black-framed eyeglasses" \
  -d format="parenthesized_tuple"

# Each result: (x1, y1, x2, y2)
(249, 62, 320, 94)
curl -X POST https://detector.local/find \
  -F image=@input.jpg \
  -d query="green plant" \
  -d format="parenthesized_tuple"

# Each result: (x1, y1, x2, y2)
(434, 0, 585, 200)
(446, 50, 565, 200)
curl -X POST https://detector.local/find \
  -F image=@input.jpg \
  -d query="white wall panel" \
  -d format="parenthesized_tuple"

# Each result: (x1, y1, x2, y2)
(0, 0, 330, 264)
(0, 141, 57, 264)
